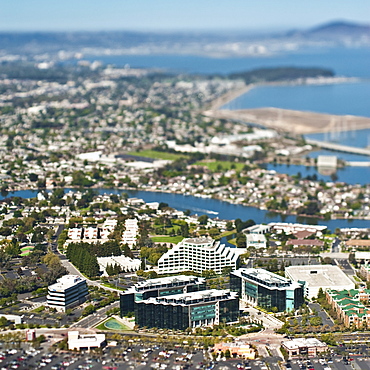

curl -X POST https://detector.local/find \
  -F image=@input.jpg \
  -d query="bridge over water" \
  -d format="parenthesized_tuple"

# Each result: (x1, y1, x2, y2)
(306, 139, 370, 156)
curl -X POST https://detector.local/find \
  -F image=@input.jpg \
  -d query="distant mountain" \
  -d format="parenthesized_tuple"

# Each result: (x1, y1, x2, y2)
(306, 21, 370, 37)
(0, 20, 369, 59)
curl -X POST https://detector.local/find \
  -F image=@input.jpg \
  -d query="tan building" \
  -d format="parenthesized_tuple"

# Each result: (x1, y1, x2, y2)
(281, 338, 328, 359)
(214, 341, 256, 359)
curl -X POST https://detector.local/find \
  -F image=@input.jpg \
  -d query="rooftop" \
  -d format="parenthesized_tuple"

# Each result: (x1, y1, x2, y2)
(141, 289, 237, 306)
(282, 338, 327, 350)
(48, 275, 86, 292)
(285, 265, 354, 288)
(134, 275, 205, 291)
(232, 268, 300, 289)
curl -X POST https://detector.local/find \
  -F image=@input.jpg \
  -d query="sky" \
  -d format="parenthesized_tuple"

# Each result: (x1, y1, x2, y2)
(1, 0, 370, 32)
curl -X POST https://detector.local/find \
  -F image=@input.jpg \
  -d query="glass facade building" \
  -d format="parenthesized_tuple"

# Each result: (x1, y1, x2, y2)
(136, 289, 239, 330)
(230, 268, 304, 312)
(120, 275, 206, 316)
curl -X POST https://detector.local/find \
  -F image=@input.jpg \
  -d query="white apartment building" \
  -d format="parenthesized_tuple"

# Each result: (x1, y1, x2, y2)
(68, 228, 82, 240)
(47, 275, 89, 312)
(158, 237, 240, 275)
(122, 218, 139, 248)
(84, 227, 98, 239)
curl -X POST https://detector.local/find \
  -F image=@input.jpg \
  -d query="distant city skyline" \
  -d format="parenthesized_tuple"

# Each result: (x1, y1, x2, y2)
(1, 0, 369, 32)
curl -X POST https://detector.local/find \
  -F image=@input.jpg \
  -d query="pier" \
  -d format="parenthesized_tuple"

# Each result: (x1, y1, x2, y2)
(306, 139, 370, 156)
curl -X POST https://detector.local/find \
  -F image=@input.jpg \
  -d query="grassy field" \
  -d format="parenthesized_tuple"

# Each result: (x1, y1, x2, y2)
(127, 150, 187, 161)
(194, 160, 245, 172)
(151, 236, 184, 243)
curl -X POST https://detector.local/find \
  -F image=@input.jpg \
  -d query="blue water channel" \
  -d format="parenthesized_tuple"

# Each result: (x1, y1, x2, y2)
(2, 188, 369, 231)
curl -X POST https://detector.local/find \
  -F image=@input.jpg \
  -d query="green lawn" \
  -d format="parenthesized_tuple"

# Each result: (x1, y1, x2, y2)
(194, 160, 245, 172)
(219, 230, 236, 238)
(127, 150, 187, 161)
(151, 236, 184, 243)
(96, 317, 131, 331)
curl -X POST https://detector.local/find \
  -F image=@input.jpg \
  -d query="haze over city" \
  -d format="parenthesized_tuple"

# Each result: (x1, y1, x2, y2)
(2, 0, 370, 32)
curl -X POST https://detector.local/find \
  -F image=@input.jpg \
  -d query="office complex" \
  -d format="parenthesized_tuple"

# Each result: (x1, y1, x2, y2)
(136, 289, 239, 330)
(120, 275, 206, 315)
(230, 268, 303, 312)
(157, 237, 240, 274)
(47, 275, 89, 312)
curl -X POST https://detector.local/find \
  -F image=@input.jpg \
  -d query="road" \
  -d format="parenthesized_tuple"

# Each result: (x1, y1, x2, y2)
(308, 302, 334, 327)
(70, 301, 120, 328)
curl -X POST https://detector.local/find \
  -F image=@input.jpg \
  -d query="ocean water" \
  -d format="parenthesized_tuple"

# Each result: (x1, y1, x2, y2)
(85, 46, 370, 78)
(305, 128, 370, 149)
(221, 81, 370, 118)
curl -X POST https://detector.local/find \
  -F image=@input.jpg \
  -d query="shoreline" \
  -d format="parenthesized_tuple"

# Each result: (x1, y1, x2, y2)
(206, 78, 370, 135)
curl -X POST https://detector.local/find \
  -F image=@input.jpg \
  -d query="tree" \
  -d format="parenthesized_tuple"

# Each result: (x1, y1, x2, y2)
(226, 221, 234, 231)
(0, 316, 9, 328)
(198, 215, 208, 225)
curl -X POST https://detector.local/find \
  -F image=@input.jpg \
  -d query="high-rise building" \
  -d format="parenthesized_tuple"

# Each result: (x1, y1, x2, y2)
(230, 268, 304, 312)
(47, 275, 89, 312)
(157, 237, 240, 274)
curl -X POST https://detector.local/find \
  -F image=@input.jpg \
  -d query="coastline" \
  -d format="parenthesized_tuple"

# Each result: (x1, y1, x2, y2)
(206, 78, 370, 135)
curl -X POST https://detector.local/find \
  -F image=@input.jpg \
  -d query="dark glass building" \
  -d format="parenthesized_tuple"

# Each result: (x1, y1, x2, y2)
(136, 289, 239, 330)
(120, 275, 206, 316)
(230, 268, 304, 312)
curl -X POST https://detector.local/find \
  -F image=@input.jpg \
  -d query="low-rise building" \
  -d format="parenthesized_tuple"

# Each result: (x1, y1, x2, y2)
(158, 237, 240, 275)
(97, 255, 141, 275)
(285, 265, 355, 299)
(230, 268, 303, 312)
(47, 275, 88, 312)
(245, 233, 267, 249)
(214, 341, 256, 359)
(281, 338, 328, 359)
(68, 331, 106, 351)
(136, 289, 239, 330)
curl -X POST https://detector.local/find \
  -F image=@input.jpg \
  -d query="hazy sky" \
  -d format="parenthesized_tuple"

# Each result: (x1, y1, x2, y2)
(2, 0, 370, 32)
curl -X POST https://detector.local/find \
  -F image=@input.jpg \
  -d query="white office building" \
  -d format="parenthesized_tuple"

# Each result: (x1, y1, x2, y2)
(158, 237, 240, 275)
(122, 218, 139, 248)
(47, 275, 89, 312)
(68, 331, 106, 351)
